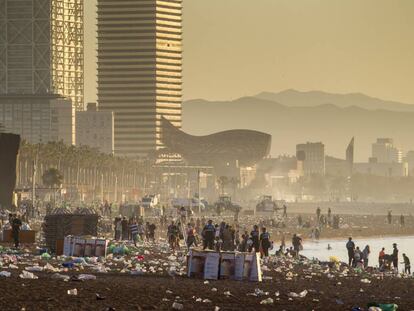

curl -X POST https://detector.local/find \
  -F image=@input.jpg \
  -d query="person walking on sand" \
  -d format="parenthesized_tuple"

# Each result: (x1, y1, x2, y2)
(129, 219, 139, 247)
(316, 207, 321, 224)
(402, 253, 411, 275)
(283, 204, 287, 218)
(387, 210, 392, 225)
(186, 223, 197, 249)
(379, 247, 385, 267)
(362, 245, 370, 268)
(11, 214, 22, 248)
(346, 237, 355, 267)
(202, 220, 215, 250)
(259, 227, 271, 257)
(392, 243, 399, 272)
(354, 246, 363, 268)
(292, 233, 302, 258)
(249, 225, 260, 253)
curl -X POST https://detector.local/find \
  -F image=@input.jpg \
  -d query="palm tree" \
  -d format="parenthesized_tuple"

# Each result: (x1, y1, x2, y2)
(42, 168, 63, 206)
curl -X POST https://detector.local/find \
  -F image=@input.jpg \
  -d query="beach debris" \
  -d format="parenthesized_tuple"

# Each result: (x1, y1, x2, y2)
(67, 289, 78, 296)
(0, 271, 11, 277)
(51, 273, 70, 281)
(96, 293, 106, 300)
(19, 271, 38, 279)
(288, 290, 308, 298)
(260, 298, 274, 305)
(172, 302, 184, 310)
(25, 266, 43, 272)
(78, 274, 97, 280)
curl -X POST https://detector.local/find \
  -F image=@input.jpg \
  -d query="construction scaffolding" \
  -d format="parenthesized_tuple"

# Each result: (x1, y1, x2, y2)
(0, 0, 84, 110)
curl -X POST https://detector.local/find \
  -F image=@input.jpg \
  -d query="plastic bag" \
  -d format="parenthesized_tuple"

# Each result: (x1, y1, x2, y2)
(19, 271, 38, 279)
(0, 271, 11, 277)
(78, 274, 97, 280)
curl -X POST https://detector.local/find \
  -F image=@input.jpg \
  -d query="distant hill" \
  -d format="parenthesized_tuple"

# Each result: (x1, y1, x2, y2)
(183, 95, 414, 161)
(255, 89, 414, 112)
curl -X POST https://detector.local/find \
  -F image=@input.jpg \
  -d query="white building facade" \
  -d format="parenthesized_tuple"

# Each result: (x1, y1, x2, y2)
(76, 103, 114, 154)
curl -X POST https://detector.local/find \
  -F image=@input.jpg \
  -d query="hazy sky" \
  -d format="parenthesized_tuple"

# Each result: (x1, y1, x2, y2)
(84, 0, 414, 104)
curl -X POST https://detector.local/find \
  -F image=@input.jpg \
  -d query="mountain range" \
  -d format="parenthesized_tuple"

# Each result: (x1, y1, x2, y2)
(182, 90, 414, 162)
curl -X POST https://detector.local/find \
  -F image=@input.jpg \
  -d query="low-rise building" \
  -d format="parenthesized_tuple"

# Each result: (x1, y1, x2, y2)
(76, 103, 114, 154)
(354, 160, 408, 177)
(296, 142, 325, 176)
(0, 95, 74, 145)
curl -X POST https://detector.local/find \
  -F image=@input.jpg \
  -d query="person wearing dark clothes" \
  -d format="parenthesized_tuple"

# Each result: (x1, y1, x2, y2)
(283, 205, 287, 218)
(346, 237, 355, 267)
(186, 223, 197, 249)
(403, 253, 411, 275)
(292, 233, 302, 257)
(12, 215, 22, 248)
(392, 243, 399, 272)
(259, 227, 271, 257)
(316, 207, 321, 223)
(249, 225, 260, 252)
(121, 217, 129, 240)
(202, 220, 215, 250)
(148, 223, 156, 242)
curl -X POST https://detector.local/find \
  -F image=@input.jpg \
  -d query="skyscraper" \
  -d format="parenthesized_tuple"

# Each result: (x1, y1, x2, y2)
(0, 0, 84, 110)
(97, 0, 182, 157)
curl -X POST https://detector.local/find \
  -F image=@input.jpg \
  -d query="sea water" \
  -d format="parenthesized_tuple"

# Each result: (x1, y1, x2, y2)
(299, 235, 414, 268)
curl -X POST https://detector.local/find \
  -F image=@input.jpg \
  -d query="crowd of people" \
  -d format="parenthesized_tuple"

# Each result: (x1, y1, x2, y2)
(113, 216, 156, 246)
(346, 237, 411, 274)
(2, 199, 413, 278)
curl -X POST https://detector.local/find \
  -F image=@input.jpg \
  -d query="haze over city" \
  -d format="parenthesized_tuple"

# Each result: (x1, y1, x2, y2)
(1, 1, 414, 310)
(85, 0, 414, 104)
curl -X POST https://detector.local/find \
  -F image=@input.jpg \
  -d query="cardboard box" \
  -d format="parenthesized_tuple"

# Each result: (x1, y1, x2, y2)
(63, 235, 75, 256)
(94, 239, 108, 257)
(72, 237, 86, 257)
(203, 252, 220, 280)
(234, 253, 246, 281)
(187, 250, 207, 278)
(249, 252, 262, 282)
(84, 239, 96, 257)
(220, 252, 235, 279)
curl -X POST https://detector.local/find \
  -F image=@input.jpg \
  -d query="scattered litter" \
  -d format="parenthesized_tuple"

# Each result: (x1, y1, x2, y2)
(288, 290, 308, 298)
(0, 271, 11, 277)
(172, 302, 184, 310)
(19, 271, 38, 279)
(260, 298, 274, 305)
(78, 274, 97, 280)
(67, 289, 78, 296)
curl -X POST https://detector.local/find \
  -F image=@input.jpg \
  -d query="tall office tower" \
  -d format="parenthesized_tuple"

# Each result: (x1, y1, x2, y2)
(0, 0, 84, 110)
(97, 0, 182, 157)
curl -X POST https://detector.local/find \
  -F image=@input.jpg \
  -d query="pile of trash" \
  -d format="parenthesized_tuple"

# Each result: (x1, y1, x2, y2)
(0, 239, 187, 280)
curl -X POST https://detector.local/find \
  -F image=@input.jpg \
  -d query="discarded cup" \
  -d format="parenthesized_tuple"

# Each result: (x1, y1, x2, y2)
(67, 289, 78, 296)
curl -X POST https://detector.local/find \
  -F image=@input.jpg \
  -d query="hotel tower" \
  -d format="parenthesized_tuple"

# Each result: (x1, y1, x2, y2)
(97, 0, 182, 157)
